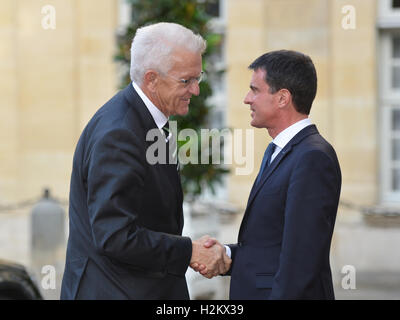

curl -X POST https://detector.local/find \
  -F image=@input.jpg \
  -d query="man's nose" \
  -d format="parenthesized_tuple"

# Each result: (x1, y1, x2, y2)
(244, 92, 252, 105)
(188, 81, 200, 96)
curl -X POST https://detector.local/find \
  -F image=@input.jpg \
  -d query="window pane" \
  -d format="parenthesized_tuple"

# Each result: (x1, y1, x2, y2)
(393, 66, 400, 89)
(205, 0, 220, 17)
(393, 139, 400, 161)
(393, 0, 400, 8)
(394, 109, 400, 131)
(394, 37, 400, 58)
(392, 168, 400, 191)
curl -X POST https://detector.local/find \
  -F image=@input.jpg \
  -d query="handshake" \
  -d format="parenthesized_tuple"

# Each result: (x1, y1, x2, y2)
(190, 235, 231, 279)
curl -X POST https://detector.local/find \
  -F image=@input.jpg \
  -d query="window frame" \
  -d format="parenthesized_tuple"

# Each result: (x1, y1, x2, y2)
(379, 31, 400, 204)
(377, 0, 400, 28)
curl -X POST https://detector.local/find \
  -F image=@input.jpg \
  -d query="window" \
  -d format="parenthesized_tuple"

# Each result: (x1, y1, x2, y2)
(117, 0, 132, 32)
(205, 0, 220, 17)
(378, 0, 400, 28)
(390, 107, 400, 191)
(392, 37, 400, 89)
(378, 1, 400, 204)
(204, 0, 227, 130)
(379, 33, 400, 204)
(201, 0, 228, 201)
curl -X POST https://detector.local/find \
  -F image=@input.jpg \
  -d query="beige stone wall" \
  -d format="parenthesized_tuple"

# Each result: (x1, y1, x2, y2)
(330, 0, 378, 210)
(226, 0, 378, 215)
(226, 0, 268, 211)
(0, 0, 118, 204)
(0, 0, 379, 216)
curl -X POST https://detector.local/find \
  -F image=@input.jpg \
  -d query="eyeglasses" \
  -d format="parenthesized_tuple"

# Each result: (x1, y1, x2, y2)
(164, 71, 204, 87)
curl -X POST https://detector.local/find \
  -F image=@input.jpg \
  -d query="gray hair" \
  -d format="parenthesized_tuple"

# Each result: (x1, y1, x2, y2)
(130, 22, 207, 85)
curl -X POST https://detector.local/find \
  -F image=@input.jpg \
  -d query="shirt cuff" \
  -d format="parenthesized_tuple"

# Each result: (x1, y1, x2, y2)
(224, 245, 232, 259)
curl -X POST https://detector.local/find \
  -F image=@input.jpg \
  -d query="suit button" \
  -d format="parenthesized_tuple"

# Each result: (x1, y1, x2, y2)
(238, 242, 242, 247)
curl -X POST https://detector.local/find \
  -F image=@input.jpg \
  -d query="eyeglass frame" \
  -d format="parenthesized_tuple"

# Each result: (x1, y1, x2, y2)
(162, 71, 204, 87)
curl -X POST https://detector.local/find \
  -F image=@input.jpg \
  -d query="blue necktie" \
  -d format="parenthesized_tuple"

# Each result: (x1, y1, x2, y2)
(256, 142, 276, 185)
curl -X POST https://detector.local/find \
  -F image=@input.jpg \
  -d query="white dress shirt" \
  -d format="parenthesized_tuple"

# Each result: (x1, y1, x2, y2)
(270, 118, 313, 163)
(132, 81, 169, 134)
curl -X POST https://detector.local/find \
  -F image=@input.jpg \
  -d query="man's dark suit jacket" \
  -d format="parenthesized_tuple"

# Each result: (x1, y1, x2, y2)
(228, 125, 341, 300)
(60, 84, 192, 299)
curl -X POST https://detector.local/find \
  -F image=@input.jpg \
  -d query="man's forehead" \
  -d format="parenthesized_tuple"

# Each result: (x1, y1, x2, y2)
(251, 68, 267, 84)
(253, 67, 266, 77)
(171, 50, 201, 63)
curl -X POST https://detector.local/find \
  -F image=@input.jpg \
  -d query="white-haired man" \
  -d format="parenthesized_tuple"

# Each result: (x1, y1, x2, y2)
(61, 22, 230, 300)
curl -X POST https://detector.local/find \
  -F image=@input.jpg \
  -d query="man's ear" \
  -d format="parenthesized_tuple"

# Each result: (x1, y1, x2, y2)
(277, 89, 292, 109)
(143, 70, 159, 92)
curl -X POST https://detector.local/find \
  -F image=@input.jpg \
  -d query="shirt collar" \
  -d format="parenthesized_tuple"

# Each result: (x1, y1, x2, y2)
(132, 81, 168, 129)
(273, 118, 313, 150)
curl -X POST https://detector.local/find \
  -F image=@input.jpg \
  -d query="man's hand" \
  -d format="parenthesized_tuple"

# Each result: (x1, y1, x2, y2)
(190, 235, 231, 279)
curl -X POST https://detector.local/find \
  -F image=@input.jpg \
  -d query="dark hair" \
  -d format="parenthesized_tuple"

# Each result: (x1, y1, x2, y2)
(249, 50, 317, 115)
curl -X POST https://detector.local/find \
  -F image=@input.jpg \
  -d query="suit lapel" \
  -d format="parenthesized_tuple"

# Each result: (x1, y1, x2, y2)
(245, 125, 319, 216)
(124, 83, 184, 228)
(123, 83, 158, 134)
(247, 145, 293, 207)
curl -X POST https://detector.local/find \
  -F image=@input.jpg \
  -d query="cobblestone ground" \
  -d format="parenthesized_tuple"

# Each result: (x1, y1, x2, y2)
(0, 210, 31, 267)
(334, 271, 400, 300)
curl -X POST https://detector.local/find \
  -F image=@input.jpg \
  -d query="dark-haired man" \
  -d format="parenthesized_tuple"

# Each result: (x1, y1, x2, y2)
(232, 50, 342, 299)
(196, 50, 341, 299)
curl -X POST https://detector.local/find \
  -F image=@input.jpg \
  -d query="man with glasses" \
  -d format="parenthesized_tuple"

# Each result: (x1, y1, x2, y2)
(61, 22, 230, 300)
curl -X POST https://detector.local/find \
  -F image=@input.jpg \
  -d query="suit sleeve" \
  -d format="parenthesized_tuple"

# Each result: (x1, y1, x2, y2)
(86, 128, 192, 276)
(269, 149, 341, 299)
(223, 244, 238, 276)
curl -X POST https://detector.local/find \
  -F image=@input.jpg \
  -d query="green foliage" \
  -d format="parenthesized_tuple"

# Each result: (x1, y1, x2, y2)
(115, 0, 229, 200)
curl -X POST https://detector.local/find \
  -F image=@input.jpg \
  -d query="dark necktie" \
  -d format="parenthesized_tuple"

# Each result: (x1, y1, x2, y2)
(255, 142, 276, 185)
(162, 122, 170, 140)
(162, 122, 178, 170)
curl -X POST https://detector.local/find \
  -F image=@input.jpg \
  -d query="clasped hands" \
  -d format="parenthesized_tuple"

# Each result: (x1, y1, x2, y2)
(190, 235, 231, 279)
